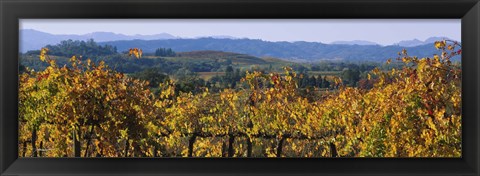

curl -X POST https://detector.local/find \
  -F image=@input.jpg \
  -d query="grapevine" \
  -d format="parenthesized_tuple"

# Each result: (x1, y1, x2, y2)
(19, 42, 462, 157)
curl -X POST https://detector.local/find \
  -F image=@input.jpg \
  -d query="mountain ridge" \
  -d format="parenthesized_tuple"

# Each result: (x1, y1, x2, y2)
(20, 29, 177, 52)
(100, 38, 454, 62)
(20, 29, 459, 62)
(330, 40, 380, 46)
(21, 29, 455, 51)
(394, 37, 453, 47)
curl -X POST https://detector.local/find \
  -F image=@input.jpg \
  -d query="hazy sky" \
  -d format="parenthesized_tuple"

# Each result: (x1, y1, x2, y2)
(20, 19, 461, 45)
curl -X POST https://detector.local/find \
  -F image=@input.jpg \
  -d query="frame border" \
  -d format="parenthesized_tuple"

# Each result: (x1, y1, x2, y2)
(1, 0, 479, 175)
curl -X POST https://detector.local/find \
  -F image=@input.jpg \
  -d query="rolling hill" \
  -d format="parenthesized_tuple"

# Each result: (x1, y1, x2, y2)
(21, 49, 291, 75)
(100, 38, 458, 62)
(172, 50, 287, 65)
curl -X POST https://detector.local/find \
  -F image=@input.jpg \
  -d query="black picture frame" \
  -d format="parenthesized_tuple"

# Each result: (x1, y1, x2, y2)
(1, 0, 479, 175)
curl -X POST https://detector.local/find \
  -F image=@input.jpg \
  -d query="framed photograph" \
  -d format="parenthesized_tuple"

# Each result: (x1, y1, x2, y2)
(1, 0, 479, 175)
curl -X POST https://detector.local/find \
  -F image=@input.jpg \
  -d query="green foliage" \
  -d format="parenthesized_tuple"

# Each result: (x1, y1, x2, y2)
(130, 68, 170, 88)
(155, 48, 176, 57)
(341, 68, 361, 86)
(26, 39, 117, 58)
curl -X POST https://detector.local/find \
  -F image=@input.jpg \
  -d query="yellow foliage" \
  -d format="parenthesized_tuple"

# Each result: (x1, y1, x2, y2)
(19, 41, 462, 158)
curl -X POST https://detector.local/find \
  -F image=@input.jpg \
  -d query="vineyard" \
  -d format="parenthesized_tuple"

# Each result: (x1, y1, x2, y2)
(19, 41, 462, 157)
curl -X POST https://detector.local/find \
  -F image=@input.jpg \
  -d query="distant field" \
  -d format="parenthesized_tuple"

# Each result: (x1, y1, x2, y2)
(158, 51, 293, 66)
(197, 72, 225, 80)
(306, 71, 342, 81)
(307, 71, 342, 76)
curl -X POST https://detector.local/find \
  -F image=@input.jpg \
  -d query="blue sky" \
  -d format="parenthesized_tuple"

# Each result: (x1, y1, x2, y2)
(20, 19, 460, 45)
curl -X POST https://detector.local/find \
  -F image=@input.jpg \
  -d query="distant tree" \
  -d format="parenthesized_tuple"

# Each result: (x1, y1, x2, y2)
(234, 68, 241, 81)
(299, 74, 309, 88)
(308, 75, 317, 87)
(174, 68, 205, 94)
(291, 64, 307, 73)
(130, 68, 170, 88)
(155, 48, 176, 57)
(321, 76, 330, 88)
(342, 69, 360, 86)
(225, 66, 234, 79)
(221, 66, 230, 88)
(316, 74, 323, 87)
(206, 81, 213, 87)
(359, 63, 376, 72)
(35, 39, 117, 57)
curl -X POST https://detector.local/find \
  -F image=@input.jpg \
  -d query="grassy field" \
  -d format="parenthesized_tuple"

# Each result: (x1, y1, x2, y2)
(306, 71, 342, 81)
(22, 51, 343, 83)
(307, 71, 342, 76)
(197, 72, 225, 80)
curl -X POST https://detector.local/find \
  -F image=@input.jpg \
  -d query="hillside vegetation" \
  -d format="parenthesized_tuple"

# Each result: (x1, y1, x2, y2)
(100, 37, 460, 62)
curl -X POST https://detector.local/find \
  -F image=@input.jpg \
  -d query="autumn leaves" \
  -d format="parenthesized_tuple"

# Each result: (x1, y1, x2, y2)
(19, 43, 461, 157)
